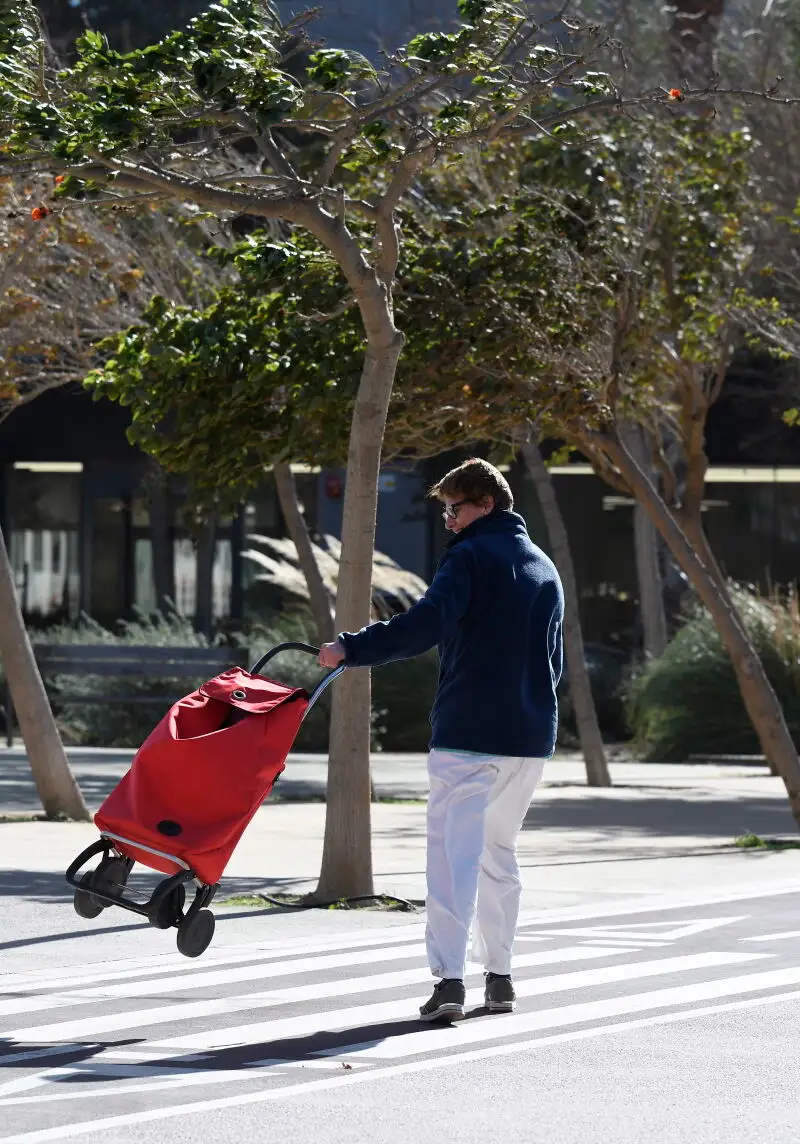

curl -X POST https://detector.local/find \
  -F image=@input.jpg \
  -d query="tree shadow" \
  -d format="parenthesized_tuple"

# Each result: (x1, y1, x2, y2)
(521, 792, 797, 842)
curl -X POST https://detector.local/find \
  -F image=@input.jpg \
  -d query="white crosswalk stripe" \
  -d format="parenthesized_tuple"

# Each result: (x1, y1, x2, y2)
(141, 950, 767, 1053)
(1, 913, 799, 1143)
(0, 941, 624, 1022)
(3, 944, 631, 1040)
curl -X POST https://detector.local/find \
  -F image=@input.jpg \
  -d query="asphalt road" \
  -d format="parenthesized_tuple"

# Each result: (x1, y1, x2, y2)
(1, 886, 799, 1143)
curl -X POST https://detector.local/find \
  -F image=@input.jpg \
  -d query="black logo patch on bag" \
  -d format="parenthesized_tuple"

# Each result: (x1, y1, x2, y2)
(157, 820, 182, 837)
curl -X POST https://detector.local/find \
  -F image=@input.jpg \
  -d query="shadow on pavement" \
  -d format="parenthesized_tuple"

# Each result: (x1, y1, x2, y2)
(521, 791, 798, 841)
(0, 1011, 472, 1078)
(0, 873, 331, 951)
(0, 759, 123, 814)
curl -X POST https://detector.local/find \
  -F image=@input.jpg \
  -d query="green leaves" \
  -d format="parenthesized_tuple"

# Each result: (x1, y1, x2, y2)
(85, 231, 361, 516)
(2, 0, 298, 162)
(406, 31, 464, 63)
(306, 49, 376, 92)
(1, 0, 623, 226)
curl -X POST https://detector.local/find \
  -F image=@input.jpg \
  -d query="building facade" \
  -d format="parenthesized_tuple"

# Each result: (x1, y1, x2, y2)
(4, 380, 800, 653)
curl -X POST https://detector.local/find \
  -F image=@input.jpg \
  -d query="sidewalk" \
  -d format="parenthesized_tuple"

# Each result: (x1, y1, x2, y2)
(0, 747, 433, 812)
(1, 749, 798, 911)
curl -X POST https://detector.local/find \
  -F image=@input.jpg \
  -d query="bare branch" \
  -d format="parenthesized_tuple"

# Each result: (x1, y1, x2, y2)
(247, 124, 300, 183)
(297, 295, 358, 324)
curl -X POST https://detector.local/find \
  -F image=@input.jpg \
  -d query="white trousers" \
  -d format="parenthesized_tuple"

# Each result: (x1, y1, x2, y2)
(425, 748, 545, 980)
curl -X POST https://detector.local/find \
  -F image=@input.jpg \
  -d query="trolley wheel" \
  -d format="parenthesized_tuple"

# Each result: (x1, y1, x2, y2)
(90, 856, 130, 907)
(150, 884, 186, 930)
(74, 873, 104, 920)
(176, 909, 215, 958)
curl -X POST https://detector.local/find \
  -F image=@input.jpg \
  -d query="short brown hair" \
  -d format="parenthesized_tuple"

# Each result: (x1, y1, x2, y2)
(428, 458, 514, 511)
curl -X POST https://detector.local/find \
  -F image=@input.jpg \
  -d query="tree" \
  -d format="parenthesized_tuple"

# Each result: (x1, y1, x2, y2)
(88, 190, 613, 785)
(273, 461, 334, 644)
(520, 439, 610, 785)
(0, 172, 208, 819)
(4, 0, 659, 896)
(669, 0, 725, 98)
(88, 110, 800, 817)
(478, 122, 800, 817)
(88, 233, 356, 642)
(0, 162, 220, 816)
(621, 422, 669, 659)
(368, 121, 800, 815)
(0, 175, 184, 417)
(0, 526, 89, 818)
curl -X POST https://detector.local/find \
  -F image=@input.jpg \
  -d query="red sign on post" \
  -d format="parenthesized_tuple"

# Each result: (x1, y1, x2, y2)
(325, 473, 343, 500)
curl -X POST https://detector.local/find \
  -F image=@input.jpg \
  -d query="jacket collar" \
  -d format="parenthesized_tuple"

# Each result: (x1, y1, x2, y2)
(445, 508, 525, 548)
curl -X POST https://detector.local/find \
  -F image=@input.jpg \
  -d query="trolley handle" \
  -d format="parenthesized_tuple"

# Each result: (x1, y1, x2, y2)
(250, 641, 346, 719)
(250, 642, 320, 674)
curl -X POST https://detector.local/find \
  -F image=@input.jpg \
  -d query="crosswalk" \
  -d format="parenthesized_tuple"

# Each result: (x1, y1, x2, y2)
(2, 908, 800, 1142)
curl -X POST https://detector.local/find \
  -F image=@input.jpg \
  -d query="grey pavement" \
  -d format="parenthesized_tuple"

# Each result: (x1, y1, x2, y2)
(1, 887, 800, 1142)
(0, 746, 436, 812)
(1, 749, 799, 1141)
(0, 747, 797, 966)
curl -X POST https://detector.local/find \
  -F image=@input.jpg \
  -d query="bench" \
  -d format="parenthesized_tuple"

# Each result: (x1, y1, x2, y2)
(4, 644, 249, 748)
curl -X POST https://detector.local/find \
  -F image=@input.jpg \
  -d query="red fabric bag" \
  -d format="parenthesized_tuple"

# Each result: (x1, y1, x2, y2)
(94, 668, 308, 885)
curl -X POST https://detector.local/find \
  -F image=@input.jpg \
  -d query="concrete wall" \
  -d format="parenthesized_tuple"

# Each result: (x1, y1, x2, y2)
(276, 0, 460, 58)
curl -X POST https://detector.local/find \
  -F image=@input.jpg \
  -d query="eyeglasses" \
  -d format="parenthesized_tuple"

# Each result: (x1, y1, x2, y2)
(443, 499, 471, 520)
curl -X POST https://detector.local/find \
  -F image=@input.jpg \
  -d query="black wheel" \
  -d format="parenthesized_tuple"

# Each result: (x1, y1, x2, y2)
(74, 873, 104, 920)
(150, 884, 186, 930)
(176, 909, 215, 958)
(89, 856, 130, 907)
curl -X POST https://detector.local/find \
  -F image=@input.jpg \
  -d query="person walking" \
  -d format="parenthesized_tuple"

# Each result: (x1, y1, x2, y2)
(318, 458, 564, 1022)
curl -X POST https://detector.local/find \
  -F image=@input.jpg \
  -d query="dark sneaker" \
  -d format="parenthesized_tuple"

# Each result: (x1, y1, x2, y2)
(419, 978, 465, 1022)
(484, 972, 516, 1013)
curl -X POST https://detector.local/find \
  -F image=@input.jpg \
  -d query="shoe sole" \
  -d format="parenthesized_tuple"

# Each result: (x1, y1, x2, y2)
(418, 1003, 465, 1023)
(486, 1000, 516, 1013)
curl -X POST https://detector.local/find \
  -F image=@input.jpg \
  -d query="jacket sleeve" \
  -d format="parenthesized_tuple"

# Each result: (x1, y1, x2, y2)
(338, 547, 473, 668)
(548, 583, 565, 687)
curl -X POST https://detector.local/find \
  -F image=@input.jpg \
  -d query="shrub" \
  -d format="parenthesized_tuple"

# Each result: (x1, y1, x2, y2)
(25, 607, 437, 753)
(625, 585, 800, 761)
(371, 650, 439, 752)
(557, 642, 630, 744)
(30, 612, 246, 749)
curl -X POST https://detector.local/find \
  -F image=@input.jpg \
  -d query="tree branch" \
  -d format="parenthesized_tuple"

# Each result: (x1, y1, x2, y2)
(373, 147, 433, 288)
(85, 158, 315, 223)
(297, 294, 358, 324)
(246, 124, 300, 182)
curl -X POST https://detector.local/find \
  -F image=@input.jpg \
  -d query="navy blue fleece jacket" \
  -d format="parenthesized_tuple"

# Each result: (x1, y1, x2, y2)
(338, 509, 564, 758)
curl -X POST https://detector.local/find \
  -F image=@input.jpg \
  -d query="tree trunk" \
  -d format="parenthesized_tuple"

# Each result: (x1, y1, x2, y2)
(314, 333, 404, 900)
(521, 442, 611, 787)
(634, 506, 668, 658)
(668, 1, 725, 118)
(621, 425, 668, 659)
(604, 436, 800, 823)
(0, 526, 90, 820)
(273, 462, 334, 646)
(669, 0, 725, 89)
(680, 510, 778, 776)
(195, 517, 216, 639)
(148, 466, 175, 615)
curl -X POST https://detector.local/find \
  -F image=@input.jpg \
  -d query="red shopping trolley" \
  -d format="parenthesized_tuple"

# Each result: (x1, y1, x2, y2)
(65, 643, 344, 958)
